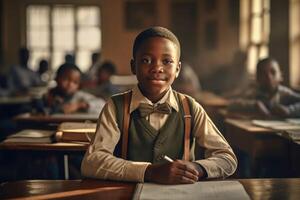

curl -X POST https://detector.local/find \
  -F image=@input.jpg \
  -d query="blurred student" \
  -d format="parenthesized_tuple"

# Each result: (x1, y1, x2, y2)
(37, 59, 51, 84)
(229, 57, 300, 118)
(173, 62, 201, 98)
(43, 63, 105, 114)
(8, 47, 42, 94)
(86, 52, 101, 81)
(81, 26, 237, 184)
(94, 61, 120, 99)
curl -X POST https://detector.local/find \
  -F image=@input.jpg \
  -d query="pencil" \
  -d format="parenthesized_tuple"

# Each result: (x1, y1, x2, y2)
(163, 155, 174, 162)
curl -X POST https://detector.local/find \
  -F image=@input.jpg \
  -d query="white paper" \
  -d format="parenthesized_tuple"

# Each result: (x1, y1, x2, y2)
(134, 181, 250, 200)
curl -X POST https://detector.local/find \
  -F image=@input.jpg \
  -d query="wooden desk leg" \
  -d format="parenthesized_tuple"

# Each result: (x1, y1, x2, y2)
(64, 155, 69, 180)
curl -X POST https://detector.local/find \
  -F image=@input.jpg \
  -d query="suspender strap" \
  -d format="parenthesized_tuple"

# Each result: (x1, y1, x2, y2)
(179, 93, 191, 161)
(121, 91, 132, 159)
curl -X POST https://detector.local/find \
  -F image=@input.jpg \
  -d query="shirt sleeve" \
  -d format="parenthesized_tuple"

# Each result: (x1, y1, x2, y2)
(192, 99, 238, 179)
(81, 98, 151, 182)
(281, 88, 300, 117)
(76, 91, 106, 114)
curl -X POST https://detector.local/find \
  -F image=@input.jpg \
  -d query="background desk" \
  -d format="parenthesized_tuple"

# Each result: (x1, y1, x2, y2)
(196, 91, 229, 130)
(0, 142, 88, 180)
(1, 178, 299, 200)
(225, 118, 293, 178)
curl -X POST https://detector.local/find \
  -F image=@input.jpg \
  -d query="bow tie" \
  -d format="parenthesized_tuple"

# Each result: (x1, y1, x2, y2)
(139, 103, 172, 117)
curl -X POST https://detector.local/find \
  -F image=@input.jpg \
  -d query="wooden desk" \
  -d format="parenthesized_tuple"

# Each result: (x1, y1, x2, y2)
(0, 142, 88, 180)
(1, 178, 299, 200)
(225, 118, 291, 177)
(0, 141, 88, 151)
(14, 113, 99, 129)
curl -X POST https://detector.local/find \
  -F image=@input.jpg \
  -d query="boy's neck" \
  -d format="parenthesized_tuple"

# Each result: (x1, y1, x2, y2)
(137, 85, 169, 104)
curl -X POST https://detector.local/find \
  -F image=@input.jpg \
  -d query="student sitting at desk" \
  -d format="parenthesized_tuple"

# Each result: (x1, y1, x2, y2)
(81, 27, 237, 184)
(229, 57, 300, 118)
(43, 63, 105, 114)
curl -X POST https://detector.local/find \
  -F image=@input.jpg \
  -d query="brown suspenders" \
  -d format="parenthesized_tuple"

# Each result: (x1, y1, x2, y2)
(121, 91, 132, 159)
(178, 93, 191, 161)
(120, 91, 191, 161)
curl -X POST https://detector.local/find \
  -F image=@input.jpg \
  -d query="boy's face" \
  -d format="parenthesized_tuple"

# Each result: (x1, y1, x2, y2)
(131, 37, 181, 102)
(257, 61, 282, 92)
(56, 69, 81, 96)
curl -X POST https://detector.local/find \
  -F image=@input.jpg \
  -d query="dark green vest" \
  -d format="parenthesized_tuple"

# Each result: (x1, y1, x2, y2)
(112, 90, 195, 163)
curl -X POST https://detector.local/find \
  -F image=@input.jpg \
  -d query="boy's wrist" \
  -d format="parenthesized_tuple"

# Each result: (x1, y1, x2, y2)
(192, 162, 207, 180)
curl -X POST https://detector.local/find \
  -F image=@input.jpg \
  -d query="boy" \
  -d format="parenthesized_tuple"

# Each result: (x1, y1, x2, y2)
(229, 58, 300, 118)
(44, 63, 105, 114)
(81, 27, 237, 184)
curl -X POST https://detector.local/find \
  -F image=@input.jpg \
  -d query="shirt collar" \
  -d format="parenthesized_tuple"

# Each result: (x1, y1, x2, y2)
(129, 85, 179, 113)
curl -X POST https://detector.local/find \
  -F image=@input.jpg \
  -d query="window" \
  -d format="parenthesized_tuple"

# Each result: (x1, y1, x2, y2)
(27, 5, 101, 72)
(240, 0, 270, 74)
(290, 0, 300, 87)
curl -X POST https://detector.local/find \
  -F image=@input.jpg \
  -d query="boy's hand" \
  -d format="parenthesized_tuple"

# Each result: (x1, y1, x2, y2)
(256, 100, 271, 117)
(144, 160, 200, 184)
(62, 101, 89, 114)
(271, 104, 290, 117)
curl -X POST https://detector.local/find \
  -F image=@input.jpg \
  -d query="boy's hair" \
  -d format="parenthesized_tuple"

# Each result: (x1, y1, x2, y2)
(132, 26, 181, 58)
(55, 63, 82, 79)
(98, 61, 117, 75)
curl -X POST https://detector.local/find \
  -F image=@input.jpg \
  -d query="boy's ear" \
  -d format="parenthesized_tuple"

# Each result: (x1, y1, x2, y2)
(130, 59, 136, 74)
(175, 61, 181, 78)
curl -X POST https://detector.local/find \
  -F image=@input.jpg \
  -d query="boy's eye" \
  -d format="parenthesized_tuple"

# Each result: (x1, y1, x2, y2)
(163, 59, 174, 65)
(141, 58, 151, 64)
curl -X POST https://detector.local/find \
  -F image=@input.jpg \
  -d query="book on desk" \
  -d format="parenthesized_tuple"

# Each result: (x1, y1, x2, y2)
(55, 122, 97, 143)
(3, 122, 97, 144)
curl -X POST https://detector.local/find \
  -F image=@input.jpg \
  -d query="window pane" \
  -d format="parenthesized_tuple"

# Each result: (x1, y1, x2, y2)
(252, 0, 262, 14)
(53, 29, 74, 50)
(259, 45, 268, 58)
(251, 17, 262, 43)
(262, 13, 270, 42)
(27, 6, 49, 26)
(52, 6, 74, 50)
(77, 6, 100, 26)
(248, 46, 258, 74)
(27, 6, 50, 70)
(77, 50, 91, 72)
(77, 27, 101, 49)
(27, 29, 49, 48)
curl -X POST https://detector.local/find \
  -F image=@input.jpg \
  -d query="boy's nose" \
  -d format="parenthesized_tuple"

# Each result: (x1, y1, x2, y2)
(150, 62, 163, 73)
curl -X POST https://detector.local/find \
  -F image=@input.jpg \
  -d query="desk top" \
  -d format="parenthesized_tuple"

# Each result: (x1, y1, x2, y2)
(0, 142, 88, 151)
(0, 178, 299, 200)
(197, 91, 229, 107)
(225, 118, 274, 133)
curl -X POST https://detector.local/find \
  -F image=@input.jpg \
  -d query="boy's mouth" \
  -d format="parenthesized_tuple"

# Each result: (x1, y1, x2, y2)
(148, 75, 167, 81)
